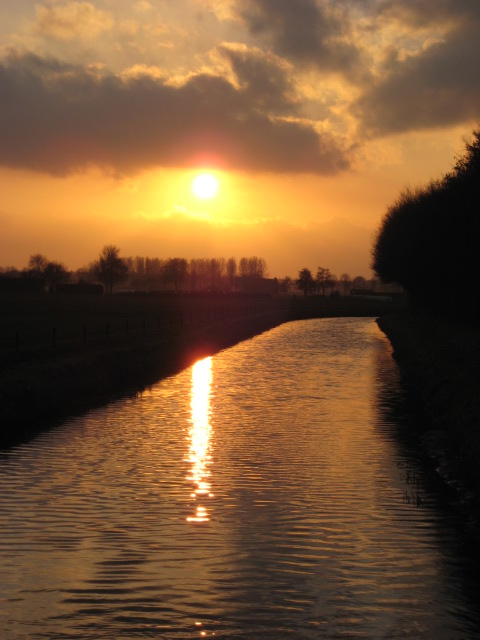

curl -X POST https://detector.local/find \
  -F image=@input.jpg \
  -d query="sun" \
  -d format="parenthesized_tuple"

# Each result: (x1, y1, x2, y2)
(192, 173, 218, 199)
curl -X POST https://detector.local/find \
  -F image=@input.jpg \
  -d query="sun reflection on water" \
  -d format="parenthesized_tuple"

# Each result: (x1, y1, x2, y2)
(186, 357, 213, 523)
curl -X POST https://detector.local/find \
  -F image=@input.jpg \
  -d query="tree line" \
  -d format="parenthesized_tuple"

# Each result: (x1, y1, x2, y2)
(372, 128, 480, 318)
(0, 248, 271, 294)
(1, 247, 381, 297)
(294, 267, 381, 299)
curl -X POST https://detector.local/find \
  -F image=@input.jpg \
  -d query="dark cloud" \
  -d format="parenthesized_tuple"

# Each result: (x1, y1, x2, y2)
(218, 45, 298, 116)
(0, 51, 349, 176)
(354, 5, 480, 135)
(236, 0, 367, 81)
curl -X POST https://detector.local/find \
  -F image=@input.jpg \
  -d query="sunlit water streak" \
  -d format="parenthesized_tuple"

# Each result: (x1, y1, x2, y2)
(186, 357, 213, 523)
(1, 318, 479, 639)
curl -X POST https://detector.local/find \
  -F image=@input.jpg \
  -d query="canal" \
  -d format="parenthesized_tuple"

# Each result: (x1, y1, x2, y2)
(1, 318, 479, 638)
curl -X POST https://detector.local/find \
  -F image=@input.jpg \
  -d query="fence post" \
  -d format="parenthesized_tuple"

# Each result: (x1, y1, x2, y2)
(52, 327, 56, 348)
(126, 319, 129, 337)
(106, 322, 110, 340)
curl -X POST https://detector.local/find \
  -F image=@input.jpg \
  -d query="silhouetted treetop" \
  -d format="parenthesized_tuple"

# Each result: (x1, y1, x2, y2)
(27, 254, 48, 278)
(93, 245, 129, 294)
(372, 128, 480, 318)
(296, 268, 315, 298)
(449, 128, 480, 184)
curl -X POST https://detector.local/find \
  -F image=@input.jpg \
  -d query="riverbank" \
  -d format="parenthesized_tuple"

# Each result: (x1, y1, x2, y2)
(377, 312, 480, 519)
(0, 304, 288, 448)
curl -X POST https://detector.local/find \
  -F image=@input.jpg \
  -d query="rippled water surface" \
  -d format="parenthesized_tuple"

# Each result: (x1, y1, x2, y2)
(1, 318, 480, 639)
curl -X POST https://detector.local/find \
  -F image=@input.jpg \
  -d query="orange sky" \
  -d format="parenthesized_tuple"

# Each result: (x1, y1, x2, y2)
(1, 1, 479, 278)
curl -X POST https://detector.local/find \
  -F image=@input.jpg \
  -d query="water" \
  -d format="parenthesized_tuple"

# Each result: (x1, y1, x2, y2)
(1, 318, 479, 639)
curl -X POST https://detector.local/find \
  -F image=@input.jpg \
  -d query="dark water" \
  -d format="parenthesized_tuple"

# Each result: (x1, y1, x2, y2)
(1, 318, 479, 639)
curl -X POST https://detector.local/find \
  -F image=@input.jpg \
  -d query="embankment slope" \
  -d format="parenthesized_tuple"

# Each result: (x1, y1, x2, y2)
(378, 312, 480, 510)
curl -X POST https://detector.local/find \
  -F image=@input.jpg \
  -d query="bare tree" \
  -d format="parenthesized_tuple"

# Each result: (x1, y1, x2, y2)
(163, 258, 188, 292)
(352, 275, 368, 290)
(93, 245, 129, 294)
(279, 276, 292, 294)
(27, 254, 49, 278)
(209, 258, 224, 290)
(226, 257, 237, 290)
(296, 268, 315, 298)
(339, 273, 351, 296)
(239, 256, 267, 278)
(189, 258, 211, 291)
(316, 267, 335, 296)
(44, 261, 69, 293)
(239, 257, 249, 277)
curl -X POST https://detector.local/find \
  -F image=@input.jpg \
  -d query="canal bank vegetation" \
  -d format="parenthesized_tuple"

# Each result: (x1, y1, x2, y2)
(373, 128, 480, 319)
(377, 313, 480, 521)
(373, 129, 480, 512)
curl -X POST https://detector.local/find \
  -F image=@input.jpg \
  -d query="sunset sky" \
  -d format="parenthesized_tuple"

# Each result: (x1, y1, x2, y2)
(1, 0, 479, 278)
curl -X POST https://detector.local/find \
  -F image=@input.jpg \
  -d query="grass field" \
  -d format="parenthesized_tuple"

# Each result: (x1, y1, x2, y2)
(0, 291, 280, 360)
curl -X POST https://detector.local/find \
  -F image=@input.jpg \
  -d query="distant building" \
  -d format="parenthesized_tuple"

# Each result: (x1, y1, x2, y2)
(236, 276, 279, 296)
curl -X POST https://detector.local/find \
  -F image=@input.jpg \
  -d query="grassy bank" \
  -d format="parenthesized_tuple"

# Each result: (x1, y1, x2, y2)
(290, 293, 405, 320)
(377, 312, 480, 513)
(0, 293, 289, 448)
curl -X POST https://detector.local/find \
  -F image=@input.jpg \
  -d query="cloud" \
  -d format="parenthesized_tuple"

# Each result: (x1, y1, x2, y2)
(0, 50, 349, 176)
(192, 0, 238, 21)
(136, 205, 213, 222)
(134, 1, 153, 13)
(236, 0, 367, 81)
(218, 43, 299, 115)
(35, 1, 114, 40)
(353, 7, 480, 135)
(376, 0, 480, 28)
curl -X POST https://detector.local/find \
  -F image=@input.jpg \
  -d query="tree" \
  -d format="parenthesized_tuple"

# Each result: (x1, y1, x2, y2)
(162, 258, 188, 292)
(352, 275, 367, 290)
(93, 245, 129, 294)
(296, 268, 315, 298)
(27, 254, 48, 278)
(226, 257, 237, 290)
(316, 267, 335, 296)
(239, 256, 267, 278)
(371, 128, 480, 316)
(238, 257, 249, 278)
(340, 273, 351, 296)
(449, 128, 480, 184)
(209, 258, 224, 290)
(279, 276, 292, 294)
(250, 256, 267, 278)
(44, 261, 69, 293)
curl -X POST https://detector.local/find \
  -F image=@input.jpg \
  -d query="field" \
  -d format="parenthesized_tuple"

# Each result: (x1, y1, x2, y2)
(0, 291, 281, 359)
